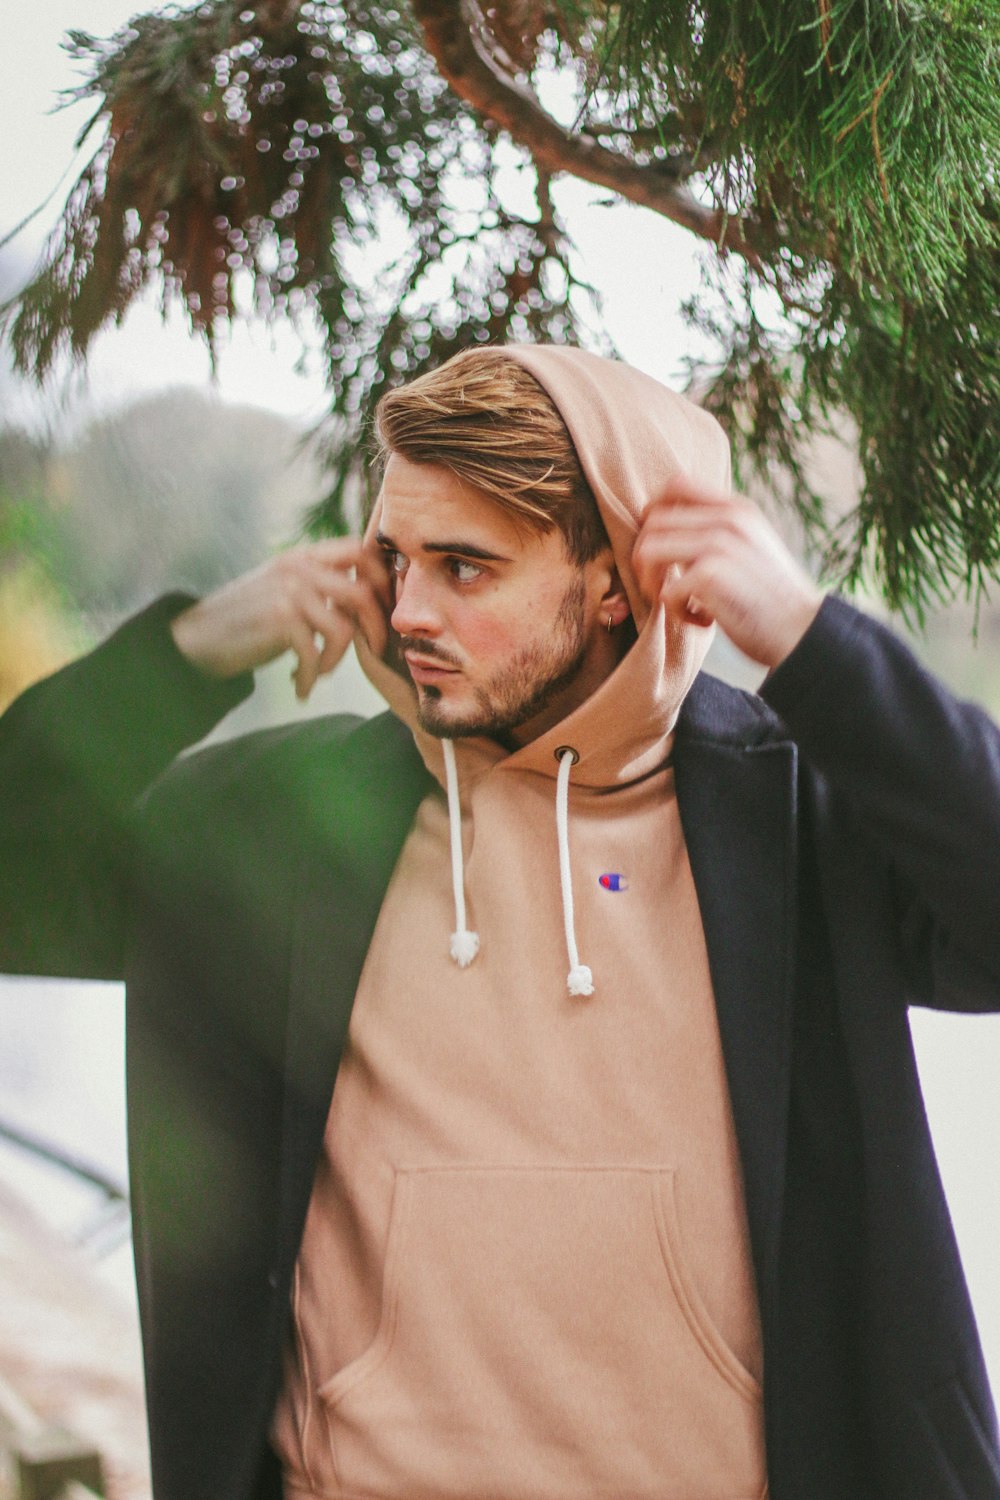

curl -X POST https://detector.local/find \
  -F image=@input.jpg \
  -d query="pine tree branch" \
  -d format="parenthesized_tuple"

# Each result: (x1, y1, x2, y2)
(409, 0, 766, 267)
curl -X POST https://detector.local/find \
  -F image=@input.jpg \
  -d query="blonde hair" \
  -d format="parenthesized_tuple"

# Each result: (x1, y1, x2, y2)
(374, 349, 608, 563)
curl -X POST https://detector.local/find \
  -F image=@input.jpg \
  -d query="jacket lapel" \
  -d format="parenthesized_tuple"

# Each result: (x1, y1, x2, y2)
(274, 711, 431, 1270)
(673, 673, 799, 1328)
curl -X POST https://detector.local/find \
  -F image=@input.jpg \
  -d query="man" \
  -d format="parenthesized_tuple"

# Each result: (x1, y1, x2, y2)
(3, 344, 1000, 1500)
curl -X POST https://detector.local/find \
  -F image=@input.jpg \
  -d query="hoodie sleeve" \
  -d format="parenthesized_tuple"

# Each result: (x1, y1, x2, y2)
(0, 594, 253, 980)
(759, 593, 1000, 1007)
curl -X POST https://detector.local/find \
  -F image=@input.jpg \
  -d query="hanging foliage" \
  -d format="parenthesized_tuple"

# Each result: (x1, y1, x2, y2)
(4, 0, 999, 611)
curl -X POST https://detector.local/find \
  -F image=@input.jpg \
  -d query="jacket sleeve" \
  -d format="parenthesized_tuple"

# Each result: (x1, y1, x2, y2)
(758, 593, 1000, 1009)
(0, 594, 253, 980)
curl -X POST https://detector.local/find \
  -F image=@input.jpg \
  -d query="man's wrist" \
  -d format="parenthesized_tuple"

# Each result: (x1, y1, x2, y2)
(762, 589, 826, 671)
(169, 598, 244, 681)
(170, 602, 218, 678)
(759, 593, 865, 714)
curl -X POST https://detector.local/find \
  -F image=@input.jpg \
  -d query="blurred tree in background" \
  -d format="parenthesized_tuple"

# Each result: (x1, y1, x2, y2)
(0, 393, 327, 708)
(43, 390, 322, 618)
(0, 427, 77, 707)
(3, 0, 998, 618)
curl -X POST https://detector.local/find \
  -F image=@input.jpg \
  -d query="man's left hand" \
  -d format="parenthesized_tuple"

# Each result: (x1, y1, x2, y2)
(632, 477, 825, 669)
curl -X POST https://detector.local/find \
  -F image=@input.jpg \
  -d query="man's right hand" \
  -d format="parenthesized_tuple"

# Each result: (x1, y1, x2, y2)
(170, 539, 391, 700)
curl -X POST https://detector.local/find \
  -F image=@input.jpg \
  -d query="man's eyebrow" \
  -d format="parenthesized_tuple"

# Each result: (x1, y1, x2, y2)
(375, 529, 511, 563)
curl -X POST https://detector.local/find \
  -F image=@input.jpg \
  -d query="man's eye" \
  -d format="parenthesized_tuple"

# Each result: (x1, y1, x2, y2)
(387, 550, 408, 577)
(451, 559, 483, 583)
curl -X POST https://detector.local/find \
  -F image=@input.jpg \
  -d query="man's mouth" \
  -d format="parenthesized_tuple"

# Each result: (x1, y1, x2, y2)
(404, 652, 460, 685)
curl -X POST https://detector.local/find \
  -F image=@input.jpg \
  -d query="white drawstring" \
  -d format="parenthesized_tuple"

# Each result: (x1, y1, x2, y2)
(440, 739, 592, 995)
(441, 739, 480, 967)
(556, 748, 594, 996)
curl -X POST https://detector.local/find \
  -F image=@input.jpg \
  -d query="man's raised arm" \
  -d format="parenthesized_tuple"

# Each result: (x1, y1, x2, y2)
(633, 477, 1000, 998)
(0, 540, 389, 980)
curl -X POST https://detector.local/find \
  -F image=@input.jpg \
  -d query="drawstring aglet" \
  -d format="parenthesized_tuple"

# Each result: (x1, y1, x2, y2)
(567, 963, 594, 996)
(450, 930, 480, 967)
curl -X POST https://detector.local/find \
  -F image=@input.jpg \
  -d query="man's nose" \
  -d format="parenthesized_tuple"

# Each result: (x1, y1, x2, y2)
(390, 566, 441, 638)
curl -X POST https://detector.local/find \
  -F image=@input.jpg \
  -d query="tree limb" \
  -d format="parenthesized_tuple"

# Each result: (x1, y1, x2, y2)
(410, 0, 766, 266)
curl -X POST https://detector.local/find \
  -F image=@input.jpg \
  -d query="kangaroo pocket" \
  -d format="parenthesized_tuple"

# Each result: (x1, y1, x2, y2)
(317, 1165, 766, 1500)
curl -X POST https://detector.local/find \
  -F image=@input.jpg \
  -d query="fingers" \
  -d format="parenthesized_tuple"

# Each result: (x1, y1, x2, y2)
(172, 536, 393, 689)
(329, 564, 390, 660)
(634, 520, 731, 617)
(657, 563, 721, 629)
(633, 480, 759, 615)
(632, 476, 824, 667)
(297, 557, 389, 658)
(287, 614, 326, 701)
(276, 541, 390, 699)
(290, 589, 352, 700)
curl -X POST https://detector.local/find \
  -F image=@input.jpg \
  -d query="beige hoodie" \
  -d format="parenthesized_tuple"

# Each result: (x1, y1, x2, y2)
(271, 347, 767, 1500)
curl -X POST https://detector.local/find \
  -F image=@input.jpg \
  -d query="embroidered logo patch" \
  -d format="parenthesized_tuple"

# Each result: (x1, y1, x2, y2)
(598, 872, 628, 892)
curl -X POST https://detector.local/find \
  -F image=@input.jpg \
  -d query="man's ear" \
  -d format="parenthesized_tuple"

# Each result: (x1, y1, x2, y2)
(599, 560, 632, 632)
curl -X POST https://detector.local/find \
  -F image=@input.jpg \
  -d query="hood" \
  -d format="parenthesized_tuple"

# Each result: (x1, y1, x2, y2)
(355, 346, 731, 994)
(358, 344, 729, 775)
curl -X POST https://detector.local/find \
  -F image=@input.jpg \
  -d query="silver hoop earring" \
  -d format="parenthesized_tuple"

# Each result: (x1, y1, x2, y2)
(606, 613, 614, 633)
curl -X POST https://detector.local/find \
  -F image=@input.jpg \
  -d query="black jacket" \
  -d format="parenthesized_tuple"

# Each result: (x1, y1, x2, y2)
(3, 592, 1000, 1500)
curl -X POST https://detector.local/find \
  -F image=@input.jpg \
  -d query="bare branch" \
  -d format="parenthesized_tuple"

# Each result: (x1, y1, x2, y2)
(409, 0, 766, 266)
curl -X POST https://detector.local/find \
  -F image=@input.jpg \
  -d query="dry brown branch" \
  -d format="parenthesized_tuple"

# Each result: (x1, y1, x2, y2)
(835, 69, 894, 205)
(409, 0, 767, 266)
(818, 0, 834, 74)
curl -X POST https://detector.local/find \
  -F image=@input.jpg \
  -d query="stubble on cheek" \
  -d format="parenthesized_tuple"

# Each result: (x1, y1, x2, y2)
(442, 574, 588, 738)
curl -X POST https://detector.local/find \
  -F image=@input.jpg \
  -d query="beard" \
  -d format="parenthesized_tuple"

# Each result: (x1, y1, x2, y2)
(411, 573, 589, 741)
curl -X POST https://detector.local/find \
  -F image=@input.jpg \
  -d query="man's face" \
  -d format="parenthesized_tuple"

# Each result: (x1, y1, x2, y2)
(374, 456, 618, 745)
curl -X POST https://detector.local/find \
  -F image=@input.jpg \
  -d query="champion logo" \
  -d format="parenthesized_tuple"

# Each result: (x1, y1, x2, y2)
(598, 872, 628, 892)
